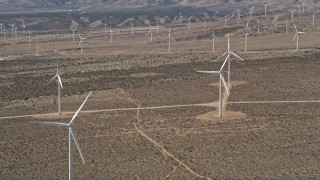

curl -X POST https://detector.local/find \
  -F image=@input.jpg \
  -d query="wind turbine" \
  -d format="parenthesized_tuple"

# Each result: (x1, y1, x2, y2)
(2, 26, 8, 40)
(214, 34, 244, 84)
(31, 91, 92, 180)
(164, 28, 175, 53)
(49, 63, 63, 115)
(14, 27, 17, 42)
(203, 17, 207, 28)
(178, 12, 184, 23)
(109, 27, 113, 43)
(273, 15, 281, 27)
(0, 23, 3, 34)
(9, 23, 15, 35)
(236, 9, 241, 25)
(211, 30, 216, 52)
(264, 3, 269, 16)
(197, 34, 243, 117)
(148, 23, 156, 42)
(70, 27, 77, 44)
(298, 4, 301, 14)
(28, 31, 32, 45)
(187, 16, 193, 31)
(243, 20, 251, 53)
(22, 20, 27, 36)
(292, 24, 305, 51)
(78, 34, 86, 54)
(289, 9, 296, 22)
(104, 19, 107, 34)
(224, 15, 229, 28)
(313, 10, 320, 26)
(131, 20, 134, 36)
(257, 19, 260, 33)
(248, 7, 254, 20)
(156, 22, 159, 34)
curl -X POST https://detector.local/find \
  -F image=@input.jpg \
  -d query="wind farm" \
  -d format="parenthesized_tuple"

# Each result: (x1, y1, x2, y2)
(1, 0, 320, 179)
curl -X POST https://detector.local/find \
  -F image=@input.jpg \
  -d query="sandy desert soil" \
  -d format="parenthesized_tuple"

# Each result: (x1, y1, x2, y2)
(1, 12, 320, 179)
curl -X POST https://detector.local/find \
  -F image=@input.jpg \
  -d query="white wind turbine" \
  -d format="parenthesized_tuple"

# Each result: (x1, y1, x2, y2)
(49, 63, 63, 115)
(78, 34, 86, 54)
(14, 27, 17, 42)
(148, 23, 156, 42)
(28, 31, 32, 45)
(0, 23, 3, 34)
(257, 19, 260, 33)
(248, 7, 254, 19)
(292, 24, 305, 51)
(164, 28, 175, 53)
(131, 21, 134, 36)
(203, 17, 207, 28)
(2, 26, 8, 40)
(197, 34, 244, 117)
(214, 34, 244, 84)
(273, 15, 281, 27)
(298, 4, 301, 14)
(313, 10, 320, 26)
(156, 22, 159, 34)
(211, 30, 216, 52)
(243, 20, 251, 53)
(70, 27, 77, 44)
(31, 91, 92, 180)
(22, 20, 27, 36)
(9, 23, 15, 35)
(264, 3, 269, 16)
(289, 9, 296, 22)
(236, 9, 241, 25)
(178, 12, 184, 23)
(224, 15, 230, 28)
(302, 3, 305, 14)
(109, 27, 114, 43)
(197, 59, 229, 117)
(187, 16, 193, 31)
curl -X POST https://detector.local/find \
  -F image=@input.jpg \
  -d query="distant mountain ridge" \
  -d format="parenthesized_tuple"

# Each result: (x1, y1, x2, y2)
(0, 0, 316, 12)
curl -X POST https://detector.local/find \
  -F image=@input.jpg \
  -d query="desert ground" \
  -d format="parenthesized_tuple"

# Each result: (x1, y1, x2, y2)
(1, 10, 320, 179)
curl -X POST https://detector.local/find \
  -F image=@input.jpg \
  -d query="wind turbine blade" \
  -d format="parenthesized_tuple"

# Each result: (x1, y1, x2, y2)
(171, 37, 176, 41)
(294, 24, 297, 31)
(30, 121, 68, 127)
(220, 74, 230, 96)
(49, 75, 57, 84)
(230, 51, 244, 61)
(197, 70, 220, 74)
(220, 53, 230, 72)
(292, 33, 297, 42)
(70, 127, 85, 164)
(69, 91, 92, 125)
(214, 51, 228, 61)
(57, 75, 63, 88)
